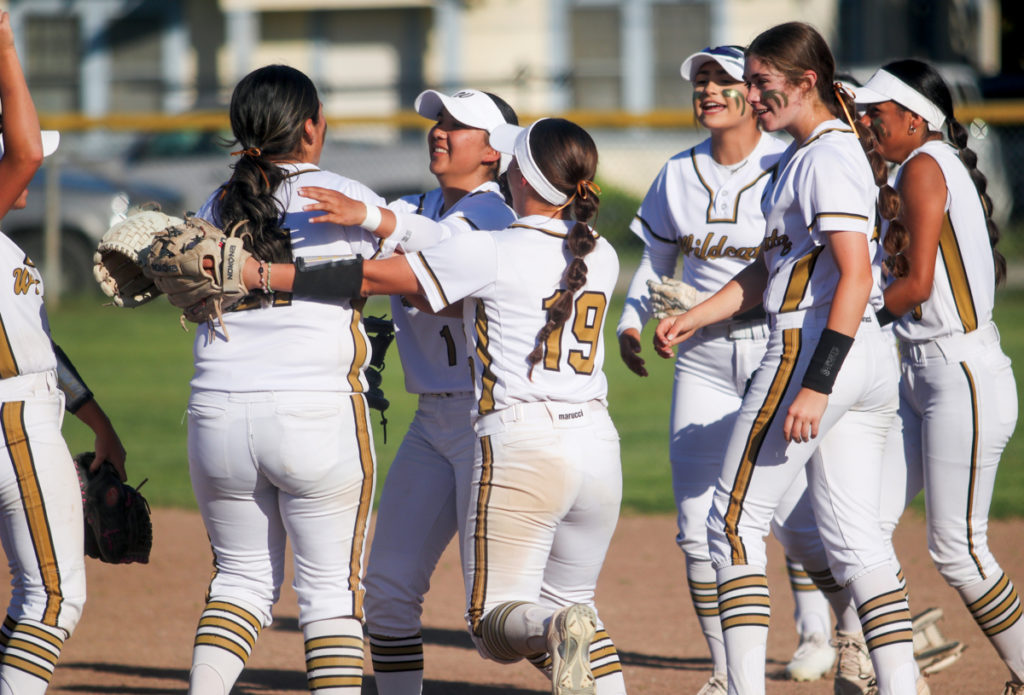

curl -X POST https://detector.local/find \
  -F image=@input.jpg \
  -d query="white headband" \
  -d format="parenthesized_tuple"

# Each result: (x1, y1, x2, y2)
(489, 119, 568, 206)
(856, 69, 946, 131)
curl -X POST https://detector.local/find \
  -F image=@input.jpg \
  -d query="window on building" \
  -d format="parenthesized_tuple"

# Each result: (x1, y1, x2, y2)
(109, 13, 165, 111)
(24, 15, 80, 112)
(653, 3, 710, 109)
(570, 7, 622, 110)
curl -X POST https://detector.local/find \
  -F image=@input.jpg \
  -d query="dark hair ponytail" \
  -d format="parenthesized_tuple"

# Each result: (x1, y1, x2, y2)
(880, 59, 1005, 285)
(523, 118, 600, 378)
(483, 91, 520, 206)
(215, 64, 322, 263)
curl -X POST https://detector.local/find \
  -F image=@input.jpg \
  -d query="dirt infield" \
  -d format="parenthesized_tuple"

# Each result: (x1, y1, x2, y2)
(26, 508, 1022, 694)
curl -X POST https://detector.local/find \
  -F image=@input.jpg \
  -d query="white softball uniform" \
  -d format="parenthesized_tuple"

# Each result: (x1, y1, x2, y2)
(890, 141, 1023, 677)
(406, 216, 626, 688)
(0, 233, 86, 691)
(363, 182, 514, 689)
(706, 121, 915, 695)
(617, 133, 834, 672)
(187, 165, 383, 691)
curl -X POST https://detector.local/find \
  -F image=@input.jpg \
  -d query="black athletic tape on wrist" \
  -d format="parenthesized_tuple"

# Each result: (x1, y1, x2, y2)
(875, 306, 898, 327)
(801, 328, 855, 395)
(293, 256, 364, 299)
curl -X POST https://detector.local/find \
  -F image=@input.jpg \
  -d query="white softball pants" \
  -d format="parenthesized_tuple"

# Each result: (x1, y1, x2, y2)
(899, 323, 1018, 587)
(464, 400, 621, 654)
(0, 370, 85, 635)
(187, 389, 376, 627)
(364, 392, 476, 636)
(707, 312, 899, 586)
(670, 320, 824, 567)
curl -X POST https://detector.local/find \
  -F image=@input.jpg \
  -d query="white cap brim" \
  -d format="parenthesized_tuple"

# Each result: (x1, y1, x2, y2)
(680, 47, 746, 83)
(0, 130, 59, 160)
(487, 122, 524, 155)
(414, 89, 507, 132)
(850, 84, 888, 105)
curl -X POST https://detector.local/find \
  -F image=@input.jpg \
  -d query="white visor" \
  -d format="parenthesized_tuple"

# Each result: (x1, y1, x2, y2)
(0, 130, 59, 160)
(855, 69, 946, 131)
(489, 119, 568, 207)
(415, 89, 511, 172)
(680, 45, 746, 83)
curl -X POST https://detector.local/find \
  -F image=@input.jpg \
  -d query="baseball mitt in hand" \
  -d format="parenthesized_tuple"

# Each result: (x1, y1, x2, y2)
(94, 209, 183, 307)
(142, 216, 253, 336)
(647, 276, 712, 319)
(73, 452, 152, 565)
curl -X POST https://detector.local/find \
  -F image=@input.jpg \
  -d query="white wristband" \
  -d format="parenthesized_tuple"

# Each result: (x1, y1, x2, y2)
(360, 203, 383, 233)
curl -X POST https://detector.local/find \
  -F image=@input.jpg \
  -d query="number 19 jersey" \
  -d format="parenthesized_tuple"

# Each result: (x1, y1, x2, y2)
(405, 215, 619, 420)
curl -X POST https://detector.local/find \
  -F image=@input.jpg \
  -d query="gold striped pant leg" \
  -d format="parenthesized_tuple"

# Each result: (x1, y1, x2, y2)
(0, 616, 64, 690)
(368, 632, 424, 675)
(960, 572, 1024, 676)
(717, 569, 771, 633)
(304, 617, 365, 692)
(589, 628, 624, 682)
(193, 599, 263, 667)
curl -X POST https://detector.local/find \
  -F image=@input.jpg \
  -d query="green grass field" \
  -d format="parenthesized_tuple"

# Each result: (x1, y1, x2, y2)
(50, 287, 1024, 517)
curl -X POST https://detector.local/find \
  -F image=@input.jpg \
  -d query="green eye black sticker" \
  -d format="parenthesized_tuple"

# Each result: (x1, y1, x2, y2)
(722, 88, 746, 115)
(871, 117, 888, 138)
(762, 89, 789, 109)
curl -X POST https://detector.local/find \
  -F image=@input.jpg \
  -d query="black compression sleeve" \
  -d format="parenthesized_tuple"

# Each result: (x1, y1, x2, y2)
(800, 329, 855, 395)
(292, 256, 364, 299)
(52, 343, 94, 414)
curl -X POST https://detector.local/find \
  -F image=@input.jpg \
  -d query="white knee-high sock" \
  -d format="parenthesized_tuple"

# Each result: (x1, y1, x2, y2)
(804, 565, 860, 633)
(369, 631, 424, 695)
(189, 599, 263, 695)
(847, 567, 916, 695)
(959, 572, 1024, 682)
(786, 558, 832, 637)
(478, 601, 550, 661)
(687, 557, 727, 675)
(0, 618, 65, 695)
(717, 565, 770, 695)
(304, 617, 365, 694)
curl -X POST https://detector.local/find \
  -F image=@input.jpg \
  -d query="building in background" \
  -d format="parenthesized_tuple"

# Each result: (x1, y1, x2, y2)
(1, 0, 1006, 119)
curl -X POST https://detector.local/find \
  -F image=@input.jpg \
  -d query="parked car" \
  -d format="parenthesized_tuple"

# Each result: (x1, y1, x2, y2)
(2, 161, 183, 295)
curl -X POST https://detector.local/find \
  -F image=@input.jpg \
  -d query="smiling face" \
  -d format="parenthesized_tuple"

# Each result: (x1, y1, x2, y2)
(743, 55, 806, 134)
(426, 107, 499, 185)
(691, 60, 750, 130)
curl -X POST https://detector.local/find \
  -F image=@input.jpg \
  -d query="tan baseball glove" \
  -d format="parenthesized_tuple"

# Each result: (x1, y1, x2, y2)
(647, 276, 713, 319)
(93, 209, 183, 307)
(142, 216, 253, 338)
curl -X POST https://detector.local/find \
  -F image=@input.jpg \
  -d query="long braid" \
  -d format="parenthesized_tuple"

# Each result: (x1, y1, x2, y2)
(523, 119, 600, 378)
(947, 117, 1006, 285)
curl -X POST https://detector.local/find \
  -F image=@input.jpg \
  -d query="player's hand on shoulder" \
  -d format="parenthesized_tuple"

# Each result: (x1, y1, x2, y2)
(618, 328, 648, 377)
(300, 186, 366, 227)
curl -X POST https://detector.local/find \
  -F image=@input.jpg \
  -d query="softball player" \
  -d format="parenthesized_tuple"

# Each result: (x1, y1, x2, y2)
(656, 23, 917, 695)
(615, 45, 835, 693)
(245, 116, 627, 695)
(856, 59, 1024, 694)
(185, 65, 381, 695)
(299, 87, 518, 695)
(0, 14, 127, 693)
